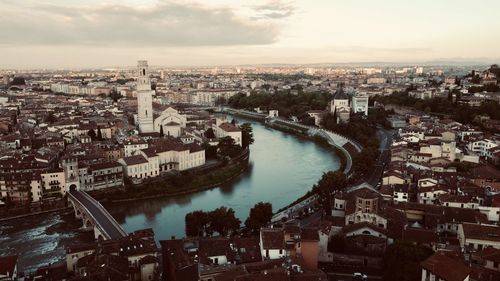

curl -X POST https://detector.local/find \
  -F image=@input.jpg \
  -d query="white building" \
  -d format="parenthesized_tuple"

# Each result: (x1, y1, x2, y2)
(260, 228, 286, 260)
(366, 77, 386, 84)
(136, 60, 155, 133)
(351, 92, 369, 116)
(153, 107, 187, 138)
(118, 155, 152, 180)
(123, 139, 149, 157)
(118, 140, 206, 182)
(213, 119, 242, 146)
(194, 90, 238, 106)
(458, 223, 500, 250)
(467, 139, 498, 158)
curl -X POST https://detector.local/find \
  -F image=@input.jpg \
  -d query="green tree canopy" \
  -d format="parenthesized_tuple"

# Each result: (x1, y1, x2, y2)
(316, 171, 348, 197)
(87, 129, 97, 140)
(185, 210, 209, 237)
(205, 128, 216, 139)
(217, 136, 242, 158)
(315, 171, 348, 214)
(383, 241, 434, 281)
(240, 123, 254, 149)
(244, 202, 273, 233)
(208, 207, 241, 236)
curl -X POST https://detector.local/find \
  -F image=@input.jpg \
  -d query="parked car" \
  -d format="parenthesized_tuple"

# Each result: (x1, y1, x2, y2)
(353, 272, 368, 281)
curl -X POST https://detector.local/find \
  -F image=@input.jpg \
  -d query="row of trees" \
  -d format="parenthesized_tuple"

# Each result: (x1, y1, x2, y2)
(87, 127, 105, 141)
(185, 202, 273, 237)
(373, 90, 500, 124)
(321, 113, 381, 180)
(227, 91, 331, 118)
(185, 207, 241, 237)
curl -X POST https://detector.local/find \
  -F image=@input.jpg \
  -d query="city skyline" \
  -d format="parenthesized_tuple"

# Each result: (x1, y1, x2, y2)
(1, 0, 500, 69)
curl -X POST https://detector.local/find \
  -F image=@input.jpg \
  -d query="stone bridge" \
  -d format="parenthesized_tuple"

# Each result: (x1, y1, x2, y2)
(67, 190, 127, 240)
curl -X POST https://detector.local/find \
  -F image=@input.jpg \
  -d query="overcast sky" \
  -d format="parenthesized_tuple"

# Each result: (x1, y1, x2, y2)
(1, 0, 499, 68)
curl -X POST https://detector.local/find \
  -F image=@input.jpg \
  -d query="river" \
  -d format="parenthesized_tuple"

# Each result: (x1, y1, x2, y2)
(0, 117, 340, 272)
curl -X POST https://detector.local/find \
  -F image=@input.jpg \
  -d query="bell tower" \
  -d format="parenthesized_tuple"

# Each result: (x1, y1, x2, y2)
(136, 60, 154, 133)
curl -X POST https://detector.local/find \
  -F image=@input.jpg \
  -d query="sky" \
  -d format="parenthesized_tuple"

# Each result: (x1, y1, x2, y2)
(0, 0, 499, 68)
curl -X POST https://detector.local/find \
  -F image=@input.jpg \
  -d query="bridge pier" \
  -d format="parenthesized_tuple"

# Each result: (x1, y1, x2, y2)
(82, 216, 94, 232)
(94, 227, 105, 241)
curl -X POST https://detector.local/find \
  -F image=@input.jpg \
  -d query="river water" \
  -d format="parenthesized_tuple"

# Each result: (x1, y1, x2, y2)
(0, 118, 340, 272)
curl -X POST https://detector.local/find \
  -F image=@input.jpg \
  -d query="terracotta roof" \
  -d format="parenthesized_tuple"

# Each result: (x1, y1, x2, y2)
(300, 227, 319, 241)
(219, 122, 241, 133)
(421, 252, 470, 281)
(402, 227, 438, 245)
(121, 154, 148, 165)
(88, 161, 121, 171)
(261, 228, 284, 249)
(461, 223, 500, 242)
(470, 165, 500, 180)
(480, 247, 500, 263)
(0, 255, 17, 278)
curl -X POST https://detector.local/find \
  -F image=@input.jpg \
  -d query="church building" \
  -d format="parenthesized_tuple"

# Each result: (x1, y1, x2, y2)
(136, 60, 186, 137)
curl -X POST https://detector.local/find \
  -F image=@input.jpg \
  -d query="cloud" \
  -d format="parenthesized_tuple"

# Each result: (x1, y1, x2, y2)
(0, 1, 280, 47)
(251, 1, 295, 19)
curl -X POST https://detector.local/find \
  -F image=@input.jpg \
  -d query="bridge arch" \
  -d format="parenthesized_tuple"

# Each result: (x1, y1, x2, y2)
(84, 219, 93, 229)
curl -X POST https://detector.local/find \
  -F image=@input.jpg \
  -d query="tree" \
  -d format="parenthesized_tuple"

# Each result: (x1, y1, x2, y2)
(301, 116, 316, 126)
(217, 136, 242, 158)
(383, 241, 434, 281)
(205, 128, 215, 139)
(109, 91, 123, 102)
(202, 142, 217, 159)
(10, 77, 25, 86)
(490, 64, 500, 78)
(185, 210, 209, 237)
(96, 127, 103, 141)
(315, 171, 347, 214)
(240, 123, 254, 149)
(159, 125, 164, 137)
(244, 202, 273, 233)
(316, 171, 348, 197)
(328, 234, 347, 253)
(208, 207, 241, 236)
(87, 129, 97, 140)
(44, 112, 57, 124)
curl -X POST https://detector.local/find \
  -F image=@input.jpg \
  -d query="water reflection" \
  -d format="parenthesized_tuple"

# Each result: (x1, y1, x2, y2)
(107, 118, 340, 240)
(0, 117, 340, 271)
